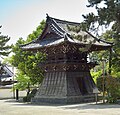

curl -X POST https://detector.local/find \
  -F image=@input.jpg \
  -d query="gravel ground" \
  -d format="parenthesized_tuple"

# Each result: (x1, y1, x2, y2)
(0, 99, 120, 115)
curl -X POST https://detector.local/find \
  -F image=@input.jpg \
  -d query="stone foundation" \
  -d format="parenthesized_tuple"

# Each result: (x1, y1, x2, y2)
(32, 95, 95, 104)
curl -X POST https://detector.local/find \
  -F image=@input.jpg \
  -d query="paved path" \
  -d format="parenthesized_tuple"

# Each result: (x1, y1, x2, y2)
(0, 99, 120, 115)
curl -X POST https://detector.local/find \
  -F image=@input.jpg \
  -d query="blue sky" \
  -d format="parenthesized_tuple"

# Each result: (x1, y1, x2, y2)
(1, 0, 30, 21)
(0, 0, 96, 44)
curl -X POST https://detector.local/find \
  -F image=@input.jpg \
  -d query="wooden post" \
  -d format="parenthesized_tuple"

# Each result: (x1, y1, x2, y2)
(0, 77, 1, 86)
(27, 82, 30, 96)
(95, 93, 98, 104)
(109, 48, 112, 75)
(12, 67, 15, 99)
(16, 89, 19, 101)
(0, 62, 2, 86)
(102, 59, 105, 103)
(93, 88, 99, 104)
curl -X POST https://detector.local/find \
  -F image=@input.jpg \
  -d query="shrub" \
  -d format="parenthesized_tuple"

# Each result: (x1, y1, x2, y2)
(23, 88, 37, 102)
(106, 77, 120, 103)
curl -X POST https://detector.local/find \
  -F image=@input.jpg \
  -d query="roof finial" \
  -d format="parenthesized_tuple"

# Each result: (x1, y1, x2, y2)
(46, 13, 49, 18)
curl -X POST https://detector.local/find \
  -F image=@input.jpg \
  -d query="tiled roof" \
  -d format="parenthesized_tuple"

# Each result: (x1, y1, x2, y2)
(21, 15, 112, 50)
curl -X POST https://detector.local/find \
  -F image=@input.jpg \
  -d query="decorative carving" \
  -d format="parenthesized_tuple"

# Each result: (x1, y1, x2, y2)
(40, 62, 90, 72)
(73, 65, 77, 70)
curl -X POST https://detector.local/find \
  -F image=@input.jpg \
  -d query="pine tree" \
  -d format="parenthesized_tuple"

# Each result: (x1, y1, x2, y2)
(0, 26, 11, 56)
(82, 0, 120, 68)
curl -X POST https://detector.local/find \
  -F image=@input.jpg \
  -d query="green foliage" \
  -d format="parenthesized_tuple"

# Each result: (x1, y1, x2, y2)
(84, 0, 120, 31)
(0, 26, 11, 56)
(92, 74, 120, 103)
(83, 2, 120, 96)
(101, 30, 120, 73)
(11, 41, 46, 85)
(91, 70, 102, 83)
(106, 76, 120, 103)
(14, 72, 31, 91)
(89, 30, 120, 77)
(24, 52, 46, 85)
(83, 1, 120, 71)
(96, 76, 107, 91)
(23, 89, 37, 102)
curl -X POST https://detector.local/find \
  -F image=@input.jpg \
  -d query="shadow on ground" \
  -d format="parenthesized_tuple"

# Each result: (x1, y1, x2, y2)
(61, 103, 120, 110)
(4, 99, 63, 107)
(4, 99, 120, 110)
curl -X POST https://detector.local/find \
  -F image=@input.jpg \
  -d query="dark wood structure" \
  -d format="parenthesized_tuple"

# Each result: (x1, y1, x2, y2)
(21, 15, 112, 104)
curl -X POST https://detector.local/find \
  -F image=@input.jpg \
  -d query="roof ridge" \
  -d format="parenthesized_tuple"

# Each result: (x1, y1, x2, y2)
(51, 18, 74, 41)
(47, 15, 80, 26)
(20, 40, 36, 47)
(86, 31, 113, 45)
(52, 19, 66, 33)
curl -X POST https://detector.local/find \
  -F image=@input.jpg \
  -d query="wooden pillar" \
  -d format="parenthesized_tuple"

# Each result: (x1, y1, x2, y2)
(108, 48, 112, 75)
(0, 76, 1, 86)
(16, 89, 19, 101)
(102, 59, 105, 103)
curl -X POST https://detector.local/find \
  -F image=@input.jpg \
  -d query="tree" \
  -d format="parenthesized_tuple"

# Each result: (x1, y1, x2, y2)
(0, 26, 11, 56)
(9, 20, 46, 90)
(82, 0, 120, 102)
(79, 0, 120, 73)
(101, 30, 120, 73)
(82, 0, 120, 59)
(14, 72, 31, 91)
(0, 26, 11, 84)
(82, 0, 120, 31)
